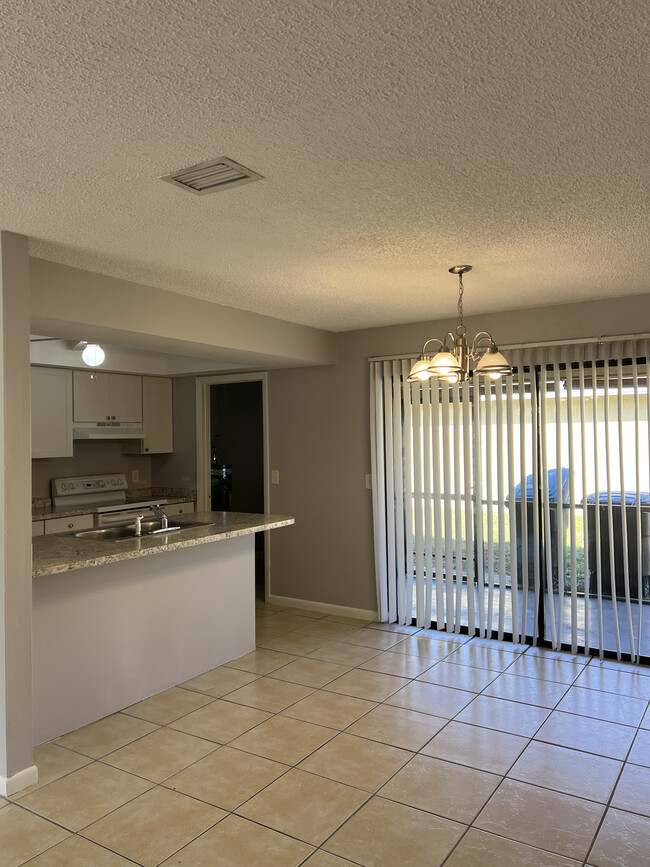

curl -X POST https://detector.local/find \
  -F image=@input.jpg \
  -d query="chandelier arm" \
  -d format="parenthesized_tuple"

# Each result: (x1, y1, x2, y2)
(470, 332, 497, 357)
(420, 337, 446, 355)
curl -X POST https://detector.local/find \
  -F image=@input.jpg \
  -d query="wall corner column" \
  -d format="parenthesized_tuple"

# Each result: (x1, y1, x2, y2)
(0, 231, 36, 795)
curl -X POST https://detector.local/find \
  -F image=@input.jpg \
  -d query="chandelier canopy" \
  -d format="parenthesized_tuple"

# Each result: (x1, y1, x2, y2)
(407, 266, 511, 384)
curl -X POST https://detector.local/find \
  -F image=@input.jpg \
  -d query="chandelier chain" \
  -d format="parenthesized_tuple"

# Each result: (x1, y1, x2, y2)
(457, 273, 464, 326)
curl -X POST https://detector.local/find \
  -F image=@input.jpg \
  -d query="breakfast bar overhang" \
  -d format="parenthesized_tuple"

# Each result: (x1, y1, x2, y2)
(31, 511, 294, 745)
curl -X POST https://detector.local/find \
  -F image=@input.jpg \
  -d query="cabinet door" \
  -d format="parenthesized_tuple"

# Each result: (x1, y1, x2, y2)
(73, 371, 110, 422)
(109, 374, 142, 422)
(123, 376, 173, 454)
(32, 367, 73, 458)
(142, 377, 172, 453)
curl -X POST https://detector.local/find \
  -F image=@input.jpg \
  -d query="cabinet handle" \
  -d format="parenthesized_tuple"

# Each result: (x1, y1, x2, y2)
(106, 416, 110, 420)
(145, 447, 149, 452)
(111, 416, 115, 420)
(68, 522, 73, 528)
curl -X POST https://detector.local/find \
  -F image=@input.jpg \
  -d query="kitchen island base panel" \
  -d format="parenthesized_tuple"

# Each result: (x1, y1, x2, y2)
(33, 534, 255, 745)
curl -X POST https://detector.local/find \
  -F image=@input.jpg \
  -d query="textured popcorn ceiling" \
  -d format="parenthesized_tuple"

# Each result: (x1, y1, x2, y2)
(0, 1, 647, 331)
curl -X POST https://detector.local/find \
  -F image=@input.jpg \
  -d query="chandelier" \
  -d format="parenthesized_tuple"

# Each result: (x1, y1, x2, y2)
(407, 266, 511, 384)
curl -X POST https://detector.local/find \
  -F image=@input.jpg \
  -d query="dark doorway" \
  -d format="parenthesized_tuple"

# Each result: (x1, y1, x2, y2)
(209, 381, 265, 594)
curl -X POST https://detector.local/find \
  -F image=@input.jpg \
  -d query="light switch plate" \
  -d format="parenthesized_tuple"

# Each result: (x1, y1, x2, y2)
(365, 474, 372, 490)
(271, 469, 280, 485)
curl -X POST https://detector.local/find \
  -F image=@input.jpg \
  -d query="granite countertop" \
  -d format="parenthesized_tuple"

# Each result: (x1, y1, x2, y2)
(32, 511, 294, 577)
(32, 495, 196, 521)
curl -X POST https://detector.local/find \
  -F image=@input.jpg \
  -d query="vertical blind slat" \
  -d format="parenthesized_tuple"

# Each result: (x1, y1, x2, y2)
(495, 380, 507, 640)
(422, 380, 434, 629)
(578, 350, 590, 655)
(384, 361, 397, 623)
(540, 364, 558, 648)
(616, 359, 635, 659)
(453, 383, 464, 633)
(432, 381, 445, 627)
(398, 360, 412, 624)
(484, 385, 495, 636)
(506, 373, 519, 642)
(553, 358, 565, 648)
(632, 354, 643, 658)
(590, 345, 605, 656)
(370, 363, 388, 620)
(441, 385, 454, 631)
(566, 363, 578, 653)
(473, 376, 486, 637)
(603, 356, 622, 657)
(517, 366, 529, 639)
(463, 381, 476, 635)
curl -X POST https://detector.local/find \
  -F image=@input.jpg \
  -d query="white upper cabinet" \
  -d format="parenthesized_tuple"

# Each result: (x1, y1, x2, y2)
(123, 376, 173, 454)
(109, 374, 143, 422)
(31, 367, 73, 458)
(73, 371, 142, 423)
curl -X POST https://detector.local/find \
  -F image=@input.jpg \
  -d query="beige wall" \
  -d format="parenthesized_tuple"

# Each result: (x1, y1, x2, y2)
(151, 378, 197, 490)
(268, 292, 650, 612)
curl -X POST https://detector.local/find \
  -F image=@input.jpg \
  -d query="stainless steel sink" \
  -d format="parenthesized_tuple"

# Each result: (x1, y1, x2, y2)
(71, 526, 140, 541)
(66, 520, 214, 542)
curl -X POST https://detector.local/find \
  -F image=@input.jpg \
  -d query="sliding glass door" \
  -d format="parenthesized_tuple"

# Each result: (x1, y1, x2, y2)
(370, 341, 650, 661)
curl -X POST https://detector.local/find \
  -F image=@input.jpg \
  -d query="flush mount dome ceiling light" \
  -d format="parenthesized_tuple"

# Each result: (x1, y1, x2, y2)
(81, 343, 105, 367)
(407, 266, 512, 384)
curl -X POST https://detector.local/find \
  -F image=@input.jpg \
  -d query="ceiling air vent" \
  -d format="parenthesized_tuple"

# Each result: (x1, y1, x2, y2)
(160, 156, 263, 195)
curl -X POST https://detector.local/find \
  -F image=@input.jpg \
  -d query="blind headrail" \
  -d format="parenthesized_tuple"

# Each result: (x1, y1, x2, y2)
(368, 332, 650, 363)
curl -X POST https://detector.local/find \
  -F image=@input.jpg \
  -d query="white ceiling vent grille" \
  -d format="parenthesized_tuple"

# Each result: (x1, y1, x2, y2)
(160, 156, 264, 195)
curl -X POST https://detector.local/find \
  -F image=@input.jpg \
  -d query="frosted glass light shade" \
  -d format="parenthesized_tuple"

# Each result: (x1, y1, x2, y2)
(407, 357, 434, 382)
(427, 350, 462, 377)
(81, 344, 105, 367)
(474, 346, 511, 377)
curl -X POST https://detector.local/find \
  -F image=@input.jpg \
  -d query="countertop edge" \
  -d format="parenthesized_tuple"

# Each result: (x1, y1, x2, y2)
(32, 513, 295, 577)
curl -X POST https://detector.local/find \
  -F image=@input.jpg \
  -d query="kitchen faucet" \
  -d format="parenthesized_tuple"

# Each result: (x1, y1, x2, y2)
(152, 504, 169, 530)
(134, 515, 144, 536)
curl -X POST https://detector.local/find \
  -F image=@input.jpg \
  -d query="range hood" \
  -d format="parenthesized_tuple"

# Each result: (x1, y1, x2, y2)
(73, 422, 145, 440)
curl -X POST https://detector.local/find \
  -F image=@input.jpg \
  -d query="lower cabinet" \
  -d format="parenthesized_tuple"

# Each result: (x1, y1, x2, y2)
(44, 514, 94, 535)
(166, 502, 195, 517)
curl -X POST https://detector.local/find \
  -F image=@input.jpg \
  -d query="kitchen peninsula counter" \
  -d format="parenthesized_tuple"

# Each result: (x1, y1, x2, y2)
(32, 510, 294, 577)
(32, 510, 294, 745)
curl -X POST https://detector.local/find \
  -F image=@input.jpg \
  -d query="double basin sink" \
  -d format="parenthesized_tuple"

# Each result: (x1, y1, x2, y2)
(67, 519, 213, 542)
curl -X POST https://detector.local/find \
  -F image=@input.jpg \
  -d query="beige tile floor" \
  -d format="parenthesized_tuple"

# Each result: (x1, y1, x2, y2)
(3, 602, 650, 866)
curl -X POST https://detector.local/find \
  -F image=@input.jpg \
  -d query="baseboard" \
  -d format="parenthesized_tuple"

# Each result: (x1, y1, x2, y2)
(267, 594, 378, 622)
(0, 763, 38, 797)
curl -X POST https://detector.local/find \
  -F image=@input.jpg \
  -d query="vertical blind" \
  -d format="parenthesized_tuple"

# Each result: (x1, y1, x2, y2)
(370, 339, 650, 660)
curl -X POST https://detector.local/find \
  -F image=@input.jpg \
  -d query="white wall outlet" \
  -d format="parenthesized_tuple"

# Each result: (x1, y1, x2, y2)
(271, 469, 280, 485)
(131, 470, 139, 483)
(365, 474, 372, 490)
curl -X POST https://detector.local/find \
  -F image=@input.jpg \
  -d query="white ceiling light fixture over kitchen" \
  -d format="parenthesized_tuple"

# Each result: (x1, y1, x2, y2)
(81, 343, 105, 367)
(407, 266, 512, 384)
